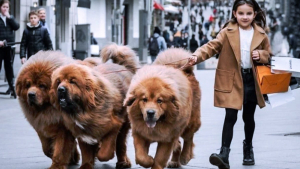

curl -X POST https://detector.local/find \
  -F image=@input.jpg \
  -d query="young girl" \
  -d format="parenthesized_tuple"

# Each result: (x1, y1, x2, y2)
(188, 0, 271, 168)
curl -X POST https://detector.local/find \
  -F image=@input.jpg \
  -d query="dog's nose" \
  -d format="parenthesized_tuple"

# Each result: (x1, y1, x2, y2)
(28, 92, 36, 99)
(147, 109, 155, 118)
(58, 86, 66, 93)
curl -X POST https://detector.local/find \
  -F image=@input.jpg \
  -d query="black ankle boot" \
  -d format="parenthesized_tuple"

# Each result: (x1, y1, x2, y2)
(209, 147, 230, 169)
(243, 140, 255, 165)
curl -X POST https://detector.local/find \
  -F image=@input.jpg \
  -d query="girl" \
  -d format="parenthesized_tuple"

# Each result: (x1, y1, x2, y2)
(0, 0, 19, 98)
(188, 0, 271, 168)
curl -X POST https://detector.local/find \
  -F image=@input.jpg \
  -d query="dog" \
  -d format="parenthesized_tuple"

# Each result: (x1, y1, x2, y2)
(50, 43, 139, 169)
(124, 48, 201, 169)
(15, 51, 80, 169)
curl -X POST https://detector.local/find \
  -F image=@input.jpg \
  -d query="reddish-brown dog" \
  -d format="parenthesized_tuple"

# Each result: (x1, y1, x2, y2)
(50, 43, 139, 169)
(124, 48, 201, 169)
(15, 51, 79, 169)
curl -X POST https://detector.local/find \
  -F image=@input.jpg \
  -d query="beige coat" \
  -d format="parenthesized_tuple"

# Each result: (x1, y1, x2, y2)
(193, 22, 271, 110)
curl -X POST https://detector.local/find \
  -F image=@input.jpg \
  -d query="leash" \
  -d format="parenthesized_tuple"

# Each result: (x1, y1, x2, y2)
(102, 58, 191, 74)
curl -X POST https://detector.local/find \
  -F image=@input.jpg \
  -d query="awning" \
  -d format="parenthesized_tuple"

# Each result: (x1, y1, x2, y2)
(154, 1, 164, 11)
(164, 4, 179, 14)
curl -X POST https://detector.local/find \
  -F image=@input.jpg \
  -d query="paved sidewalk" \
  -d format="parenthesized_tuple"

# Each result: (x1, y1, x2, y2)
(0, 70, 299, 169)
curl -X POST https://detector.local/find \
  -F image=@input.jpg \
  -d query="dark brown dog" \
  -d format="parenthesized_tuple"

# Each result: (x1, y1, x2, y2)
(124, 48, 201, 169)
(50, 43, 139, 169)
(15, 51, 79, 169)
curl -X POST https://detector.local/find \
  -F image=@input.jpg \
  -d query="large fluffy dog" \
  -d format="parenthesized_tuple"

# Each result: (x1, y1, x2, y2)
(50, 43, 139, 169)
(15, 51, 79, 169)
(124, 48, 201, 169)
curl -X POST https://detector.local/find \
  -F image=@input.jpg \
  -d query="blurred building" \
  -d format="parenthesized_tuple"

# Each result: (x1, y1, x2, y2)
(11, 0, 155, 62)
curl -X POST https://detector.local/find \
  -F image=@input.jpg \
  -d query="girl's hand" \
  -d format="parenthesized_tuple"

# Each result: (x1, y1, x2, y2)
(0, 41, 3, 47)
(21, 58, 27, 64)
(188, 56, 197, 66)
(252, 50, 260, 61)
(4, 11, 10, 18)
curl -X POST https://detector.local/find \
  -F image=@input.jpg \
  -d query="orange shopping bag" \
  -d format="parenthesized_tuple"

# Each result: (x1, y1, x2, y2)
(256, 65, 291, 94)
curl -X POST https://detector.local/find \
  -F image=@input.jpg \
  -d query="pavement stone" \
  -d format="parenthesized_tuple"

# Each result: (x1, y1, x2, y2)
(0, 69, 300, 169)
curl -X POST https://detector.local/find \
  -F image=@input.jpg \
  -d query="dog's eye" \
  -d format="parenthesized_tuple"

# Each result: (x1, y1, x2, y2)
(56, 79, 60, 85)
(39, 84, 46, 89)
(157, 99, 163, 104)
(26, 83, 30, 88)
(142, 98, 147, 103)
(70, 79, 76, 85)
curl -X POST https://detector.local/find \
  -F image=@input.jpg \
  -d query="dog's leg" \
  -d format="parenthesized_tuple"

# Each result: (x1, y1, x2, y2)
(180, 134, 195, 165)
(97, 128, 120, 161)
(134, 133, 153, 168)
(69, 140, 80, 165)
(167, 140, 182, 168)
(37, 132, 53, 159)
(49, 129, 77, 169)
(78, 138, 98, 169)
(115, 119, 131, 169)
(152, 141, 174, 169)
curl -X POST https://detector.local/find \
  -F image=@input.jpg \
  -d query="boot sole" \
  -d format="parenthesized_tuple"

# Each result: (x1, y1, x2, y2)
(243, 161, 255, 165)
(209, 155, 230, 169)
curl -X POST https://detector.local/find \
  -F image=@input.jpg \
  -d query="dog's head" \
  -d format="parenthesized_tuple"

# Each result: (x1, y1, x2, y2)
(16, 64, 53, 109)
(124, 77, 179, 128)
(50, 63, 100, 115)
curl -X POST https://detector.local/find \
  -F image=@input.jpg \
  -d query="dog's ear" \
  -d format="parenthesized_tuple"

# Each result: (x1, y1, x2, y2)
(170, 95, 179, 110)
(82, 79, 96, 110)
(15, 79, 22, 97)
(124, 93, 136, 107)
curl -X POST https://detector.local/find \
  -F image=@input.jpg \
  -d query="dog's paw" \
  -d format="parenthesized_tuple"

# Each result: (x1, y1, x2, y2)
(180, 155, 192, 165)
(97, 148, 115, 161)
(167, 161, 181, 168)
(136, 155, 154, 168)
(79, 163, 93, 169)
(49, 163, 66, 169)
(116, 161, 132, 169)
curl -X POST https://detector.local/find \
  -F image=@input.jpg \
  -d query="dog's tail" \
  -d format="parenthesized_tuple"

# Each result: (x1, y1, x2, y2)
(101, 43, 139, 74)
(154, 48, 194, 75)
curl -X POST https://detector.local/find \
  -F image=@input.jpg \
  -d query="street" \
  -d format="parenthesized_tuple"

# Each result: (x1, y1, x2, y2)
(0, 66, 300, 169)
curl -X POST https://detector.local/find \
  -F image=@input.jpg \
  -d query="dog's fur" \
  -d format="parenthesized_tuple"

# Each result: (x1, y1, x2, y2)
(50, 44, 139, 169)
(124, 48, 201, 169)
(15, 51, 79, 169)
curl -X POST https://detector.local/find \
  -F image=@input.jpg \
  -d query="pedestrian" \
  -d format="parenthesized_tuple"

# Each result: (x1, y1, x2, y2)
(173, 30, 181, 48)
(198, 24, 204, 41)
(189, 34, 198, 53)
(269, 16, 277, 43)
(210, 26, 217, 39)
(20, 11, 53, 64)
(37, 8, 50, 34)
(163, 30, 171, 48)
(188, 0, 271, 168)
(180, 31, 188, 49)
(200, 34, 209, 46)
(90, 32, 98, 45)
(148, 26, 167, 62)
(0, 0, 19, 98)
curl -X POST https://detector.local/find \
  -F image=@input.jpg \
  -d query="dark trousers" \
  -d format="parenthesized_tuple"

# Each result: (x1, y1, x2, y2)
(221, 70, 257, 147)
(0, 47, 15, 89)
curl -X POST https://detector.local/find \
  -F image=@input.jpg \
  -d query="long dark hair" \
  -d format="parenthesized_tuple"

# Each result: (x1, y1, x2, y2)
(0, 0, 10, 8)
(223, 0, 266, 29)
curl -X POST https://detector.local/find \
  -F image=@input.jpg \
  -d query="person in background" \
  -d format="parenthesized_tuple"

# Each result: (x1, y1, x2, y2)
(188, 0, 271, 168)
(200, 34, 209, 46)
(189, 34, 199, 53)
(90, 32, 98, 45)
(148, 26, 167, 62)
(180, 31, 188, 49)
(173, 30, 181, 48)
(37, 8, 50, 34)
(0, 0, 19, 98)
(20, 11, 52, 64)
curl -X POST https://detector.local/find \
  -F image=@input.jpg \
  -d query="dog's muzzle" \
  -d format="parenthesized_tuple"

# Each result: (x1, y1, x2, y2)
(146, 109, 157, 128)
(58, 86, 68, 108)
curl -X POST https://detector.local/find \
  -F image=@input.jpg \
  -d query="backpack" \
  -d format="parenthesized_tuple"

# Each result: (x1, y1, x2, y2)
(149, 36, 160, 56)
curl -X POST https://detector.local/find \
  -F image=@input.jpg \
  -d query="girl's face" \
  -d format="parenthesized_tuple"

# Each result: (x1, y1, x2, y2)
(1, 3, 9, 15)
(30, 15, 40, 26)
(233, 4, 256, 30)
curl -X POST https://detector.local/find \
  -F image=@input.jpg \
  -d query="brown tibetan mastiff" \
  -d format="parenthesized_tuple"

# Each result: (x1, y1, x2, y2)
(124, 48, 201, 169)
(15, 51, 79, 169)
(50, 43, 139, 169)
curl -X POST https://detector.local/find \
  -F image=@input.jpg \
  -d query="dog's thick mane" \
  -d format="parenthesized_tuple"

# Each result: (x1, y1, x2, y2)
(17, 51, 73, 80)
(153, 48, 194, 75)
(101, 43, 140, 74)
(127, 65, 190, 109)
